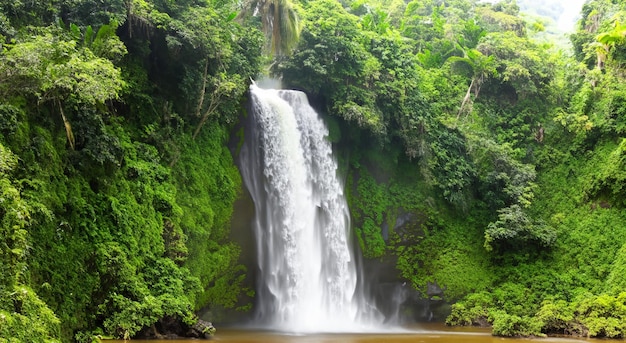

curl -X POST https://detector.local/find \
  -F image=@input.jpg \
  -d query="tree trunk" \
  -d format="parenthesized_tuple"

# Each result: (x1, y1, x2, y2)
(457, 78, 475, 120)
(57, 99, 75, 150)
(195, 58, 210, 118)
(192, 100, 219, 140)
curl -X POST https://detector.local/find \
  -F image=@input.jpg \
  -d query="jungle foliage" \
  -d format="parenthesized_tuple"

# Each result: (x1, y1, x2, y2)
(3, 0, 626, 341)
(0, 0, 262, 341)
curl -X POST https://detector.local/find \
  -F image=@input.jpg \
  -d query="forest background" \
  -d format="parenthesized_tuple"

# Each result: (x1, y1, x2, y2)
(1, 0, 626, 341)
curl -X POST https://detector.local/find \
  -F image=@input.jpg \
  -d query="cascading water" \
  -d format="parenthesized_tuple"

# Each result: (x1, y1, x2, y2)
(239, 83, 380, 333)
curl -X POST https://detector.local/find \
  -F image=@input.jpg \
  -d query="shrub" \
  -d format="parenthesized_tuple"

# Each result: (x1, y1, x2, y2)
(574, 292, 626, 338)
(491, 310, 543, 337)
(535, 299, 577, 335)
(0, 286, 61, 342)
(446, 291, 493, 326)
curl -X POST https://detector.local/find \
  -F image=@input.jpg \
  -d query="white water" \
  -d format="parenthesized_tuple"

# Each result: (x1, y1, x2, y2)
(239, 84, 380, 333)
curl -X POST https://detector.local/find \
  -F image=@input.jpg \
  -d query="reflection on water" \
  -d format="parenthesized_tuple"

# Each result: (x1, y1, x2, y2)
(106, 323, 593, 343)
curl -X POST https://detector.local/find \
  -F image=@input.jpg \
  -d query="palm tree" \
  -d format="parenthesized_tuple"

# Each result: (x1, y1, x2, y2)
(596, 19, 626, 47)
(448, 48, 497, 118)
(595, 18, 626, 69)
(239, 0, 301, 57)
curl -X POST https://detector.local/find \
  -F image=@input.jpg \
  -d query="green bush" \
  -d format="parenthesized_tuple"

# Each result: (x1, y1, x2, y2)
(491, 310, 543, 337)
(0, 286, 61, 343)
(350, 169, 389, 258)
(535, 299, 576, 335)
(446, 291, 493, 326)
(574, 292, 626, 338)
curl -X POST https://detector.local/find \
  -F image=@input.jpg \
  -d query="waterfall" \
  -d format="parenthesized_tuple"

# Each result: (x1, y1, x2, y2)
(239, 84, 379, 333)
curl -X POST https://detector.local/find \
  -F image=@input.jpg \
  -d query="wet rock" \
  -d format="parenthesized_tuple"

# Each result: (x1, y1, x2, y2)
(187, 319, 216, 339)
(136, 316, 215, 340)
(426, 281, 447, 300)
(370, 280, 452, 324)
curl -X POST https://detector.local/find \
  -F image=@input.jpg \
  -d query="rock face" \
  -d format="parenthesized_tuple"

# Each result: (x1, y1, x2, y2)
(188, 319, 216, 339)
(426, 281, 447, 300)
(136, 316, 215, 340)
(365, 209, 453, 324)
(370, 280, 450, 324)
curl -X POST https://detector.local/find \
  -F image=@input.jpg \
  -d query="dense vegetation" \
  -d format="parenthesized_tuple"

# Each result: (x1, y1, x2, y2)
(1, 0, 626, 341)
(0, 0, 263, 341)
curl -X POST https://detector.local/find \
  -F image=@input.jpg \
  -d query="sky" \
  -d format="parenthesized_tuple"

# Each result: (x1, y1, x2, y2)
(556, 0, 587, 31)
(480, 0, 588, 32)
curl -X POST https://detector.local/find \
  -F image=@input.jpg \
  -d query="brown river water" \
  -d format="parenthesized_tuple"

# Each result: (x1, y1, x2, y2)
(106, 323, 595, 343)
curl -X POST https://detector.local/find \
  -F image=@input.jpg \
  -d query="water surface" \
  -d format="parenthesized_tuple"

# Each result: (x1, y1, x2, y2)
(106, 323, 593, 343)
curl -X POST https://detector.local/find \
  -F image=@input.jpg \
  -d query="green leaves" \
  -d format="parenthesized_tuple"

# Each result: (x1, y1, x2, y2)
(576, 293, 626, 338)
(461, 135, 558, 252)
(0, 29, 125, 150)
(448, 48, 497, 115)
(360, 6, 391, 35)
(45, 51, 124, 105)
(476, 31, 554, 99)
(0, 0, 262, 340)
(448, 49, 497, 81)
(0, 29, 125, 102)
(476, 5, 526, 37)
(453, 290, 626, 338)
(0, 286, 61, 342)
(491, 310, 543, 337)
(596, 19, 626, 47)
(446, 292, 493, 326)
(238, 0, 301, 56)
(585, 138, 626, 204)
(351, 171, 389, 258)
(428, 126, 475, 208)
(0, 143, 62, 342)
(605, 244, 626, 294)
(484, 204, 556, 251)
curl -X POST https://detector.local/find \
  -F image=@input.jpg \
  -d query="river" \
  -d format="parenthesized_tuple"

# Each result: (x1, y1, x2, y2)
(105, 323, 593, 343)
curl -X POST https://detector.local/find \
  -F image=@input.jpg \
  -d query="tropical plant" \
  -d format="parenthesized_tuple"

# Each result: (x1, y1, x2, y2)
(595, 16, 626, 68)
(239, 0, 301, 56)
(448, 48, 497, 117)
(0, 30, 125, 150)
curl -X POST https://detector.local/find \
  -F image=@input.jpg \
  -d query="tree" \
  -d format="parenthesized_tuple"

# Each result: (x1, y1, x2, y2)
(361, 6, 392, 35)
(0, 30, 125, 149)
(476, 31, 554, 100)
(147, 4, 263, 138)
(401, 1, 447, 53)
(448, 48, 497, 117)
(484, 204, 556, 252)
(0, 143, 62, 342)
(596, 17, 626, 68)
(570, 0, 619, 68)
(460, 18, 487, 49)
(192, 72, 241, 139)
(278, 0, 380, 128)
(239, 0, 301, 56)
(477, 2, 526, 36)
